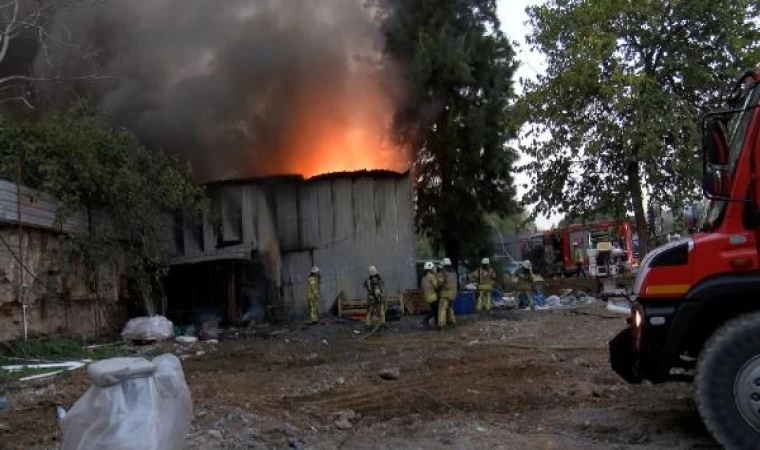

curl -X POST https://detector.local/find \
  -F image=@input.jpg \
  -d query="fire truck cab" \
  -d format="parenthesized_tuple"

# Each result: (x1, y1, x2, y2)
(609, 68, 760, 448)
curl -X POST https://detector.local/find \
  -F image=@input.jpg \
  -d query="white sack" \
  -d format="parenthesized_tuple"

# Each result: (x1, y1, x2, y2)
(60, 354, 192, 450)
(120, 316, 173, 342)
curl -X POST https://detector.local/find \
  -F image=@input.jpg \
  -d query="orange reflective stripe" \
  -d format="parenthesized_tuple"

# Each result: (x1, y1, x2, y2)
(645, 285, 690, 295)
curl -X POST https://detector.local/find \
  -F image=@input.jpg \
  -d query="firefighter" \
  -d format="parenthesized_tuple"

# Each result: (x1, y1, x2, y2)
(516, 263, 535, 311)
(436, 261, 446, 294)
(421, 261, 439, 328)
(364, 266, 386, 330)
(573, 242, 586, 277)
(306, 266, 321, 324)
(474, 258, 496, 312)
(438, 258, 457, 329)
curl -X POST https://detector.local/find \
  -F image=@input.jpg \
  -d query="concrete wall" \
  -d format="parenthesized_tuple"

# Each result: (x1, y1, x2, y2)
(168, 171, 416, 320)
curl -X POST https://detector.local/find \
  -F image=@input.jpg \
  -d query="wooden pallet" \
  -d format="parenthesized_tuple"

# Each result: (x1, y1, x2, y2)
(402, 289, 430, 315)
(337, 294, 404, 320)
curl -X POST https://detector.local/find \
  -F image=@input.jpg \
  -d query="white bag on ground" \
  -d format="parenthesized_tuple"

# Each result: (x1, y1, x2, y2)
(121, 315, 174, 341)
(60, 354, 192, 450)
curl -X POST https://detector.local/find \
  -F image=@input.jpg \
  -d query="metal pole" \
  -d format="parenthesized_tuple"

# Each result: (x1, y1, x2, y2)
(16, 157, 27, 341)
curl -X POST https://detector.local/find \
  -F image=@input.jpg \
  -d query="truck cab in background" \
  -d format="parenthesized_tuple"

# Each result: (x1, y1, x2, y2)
(609, 68, 760, 448)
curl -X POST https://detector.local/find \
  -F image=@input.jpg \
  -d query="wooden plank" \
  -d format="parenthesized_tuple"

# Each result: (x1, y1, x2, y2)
(337, 296, 403, 319)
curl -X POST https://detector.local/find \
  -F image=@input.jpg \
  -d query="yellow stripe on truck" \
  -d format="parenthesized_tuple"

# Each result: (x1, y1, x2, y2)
(645, 285, 690, 295)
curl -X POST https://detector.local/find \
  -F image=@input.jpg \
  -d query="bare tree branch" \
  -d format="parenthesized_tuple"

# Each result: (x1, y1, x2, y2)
(0, 73, 111, 84)
(0, 0, 20, 63)
(0, 0, 109, 108)
(0, 94, 34, 108)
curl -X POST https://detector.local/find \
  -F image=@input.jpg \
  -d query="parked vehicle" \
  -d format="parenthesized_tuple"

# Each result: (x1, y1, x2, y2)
(609, 67, 760, 448)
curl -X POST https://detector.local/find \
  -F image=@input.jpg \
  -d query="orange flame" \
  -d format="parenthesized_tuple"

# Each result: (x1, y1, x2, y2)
(252, 69, 409, 178)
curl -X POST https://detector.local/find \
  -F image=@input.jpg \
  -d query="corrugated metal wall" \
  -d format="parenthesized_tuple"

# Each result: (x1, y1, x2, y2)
(0, 179, 85, 232)
(274, 172, 417, 318)
(168, 171, 416, 319)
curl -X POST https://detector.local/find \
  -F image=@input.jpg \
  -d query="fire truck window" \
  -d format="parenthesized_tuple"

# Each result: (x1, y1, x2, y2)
(569, 232, 586, 251)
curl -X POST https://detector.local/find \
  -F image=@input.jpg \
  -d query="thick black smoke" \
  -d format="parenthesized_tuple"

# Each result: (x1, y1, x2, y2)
(39, 0, 403, 181)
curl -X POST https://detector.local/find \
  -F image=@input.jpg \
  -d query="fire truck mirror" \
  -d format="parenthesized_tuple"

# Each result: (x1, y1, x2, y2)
(703, 116, 729, 166)
(703, 167, 733, 199)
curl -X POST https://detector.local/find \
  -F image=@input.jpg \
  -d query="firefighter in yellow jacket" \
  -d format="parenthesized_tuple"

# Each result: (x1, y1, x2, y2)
(306, 266, 321, 324)
(438, 258, 457, 329)
(364, 266, 386, 330)
(420, 261, 439, 328)
(474, 258, 496, 312)
(516, 263, 535, 311)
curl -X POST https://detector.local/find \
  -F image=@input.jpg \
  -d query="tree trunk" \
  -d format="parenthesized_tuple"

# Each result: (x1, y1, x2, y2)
(627, 161, 649, 257)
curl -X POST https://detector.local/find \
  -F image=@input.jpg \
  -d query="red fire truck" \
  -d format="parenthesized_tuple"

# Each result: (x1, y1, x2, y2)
(520, 219, 637, 277)
(609, 68, 760, 447)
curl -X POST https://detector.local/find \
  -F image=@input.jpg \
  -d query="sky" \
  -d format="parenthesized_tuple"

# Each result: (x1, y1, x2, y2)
(496, 0, 556, 229)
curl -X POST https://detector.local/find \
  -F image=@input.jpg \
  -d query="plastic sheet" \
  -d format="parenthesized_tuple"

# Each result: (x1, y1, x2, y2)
(60, 354, 192, 450)
(120, 315, 174, 342)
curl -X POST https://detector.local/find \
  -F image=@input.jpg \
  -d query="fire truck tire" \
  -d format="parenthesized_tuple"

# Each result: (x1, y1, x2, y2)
(696, 311, 760, 449)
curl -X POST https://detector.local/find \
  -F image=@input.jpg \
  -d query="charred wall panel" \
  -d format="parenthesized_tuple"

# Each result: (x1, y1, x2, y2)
(298, 184, 320, 250)
(373, 177, 400, 296)
(281, 250, 312, 318)
(219, 185, 242, 244)
(331, 179, 353, 245)
(395, 176, 417, 290)
(315, 180, 333, 248)
(241, 185, 258, 245)
(275, 184, 300, 252)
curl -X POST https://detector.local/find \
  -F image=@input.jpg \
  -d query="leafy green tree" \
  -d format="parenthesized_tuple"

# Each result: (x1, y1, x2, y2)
(520, 0, 760, 255)
(382, 0, 521, 266)
(0, 100, 206, 313)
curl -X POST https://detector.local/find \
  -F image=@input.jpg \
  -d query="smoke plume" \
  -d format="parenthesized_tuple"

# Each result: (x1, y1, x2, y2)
(40, 0, 407, 181)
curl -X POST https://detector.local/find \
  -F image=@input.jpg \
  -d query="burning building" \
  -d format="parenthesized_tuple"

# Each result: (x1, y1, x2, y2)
(38, 0, 419, 324)
(164, 170, 416, 324)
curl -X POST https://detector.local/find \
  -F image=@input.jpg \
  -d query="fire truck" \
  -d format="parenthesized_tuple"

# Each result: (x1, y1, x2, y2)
(609, 68, 760, 447)
(517, 219, 637, 278)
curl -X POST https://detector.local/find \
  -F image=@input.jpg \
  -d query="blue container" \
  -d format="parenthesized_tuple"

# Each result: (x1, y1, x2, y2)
(453, 292, 476, 315)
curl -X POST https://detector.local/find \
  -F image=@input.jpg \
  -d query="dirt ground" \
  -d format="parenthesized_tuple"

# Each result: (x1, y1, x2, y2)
(0, 305, 719, 450)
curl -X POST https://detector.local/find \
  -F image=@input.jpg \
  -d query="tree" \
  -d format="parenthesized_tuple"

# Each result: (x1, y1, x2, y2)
(520, 0, 760, 255)
(0, 100, 206, 313)
(0, 0, 103, 109)
(382, 0, 520, 266)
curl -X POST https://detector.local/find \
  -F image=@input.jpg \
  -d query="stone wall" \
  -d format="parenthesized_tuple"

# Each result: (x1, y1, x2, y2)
(0, 179, 124, 341)
(0, 226, 124, 341)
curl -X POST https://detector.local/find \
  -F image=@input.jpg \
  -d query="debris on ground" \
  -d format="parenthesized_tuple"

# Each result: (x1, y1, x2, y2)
(332, 409, 359, 430)
(121, 315, 174, 342)
(200, 320, 221, 340)
(175, 336, 199, 344)
(379, 367, 401, 380)
(1, 306, 717, 449)
(2, 361, 87, 382)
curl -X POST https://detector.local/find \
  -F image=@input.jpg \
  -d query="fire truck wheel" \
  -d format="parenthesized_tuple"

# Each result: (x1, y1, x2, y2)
(696, 311, 760, 449)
